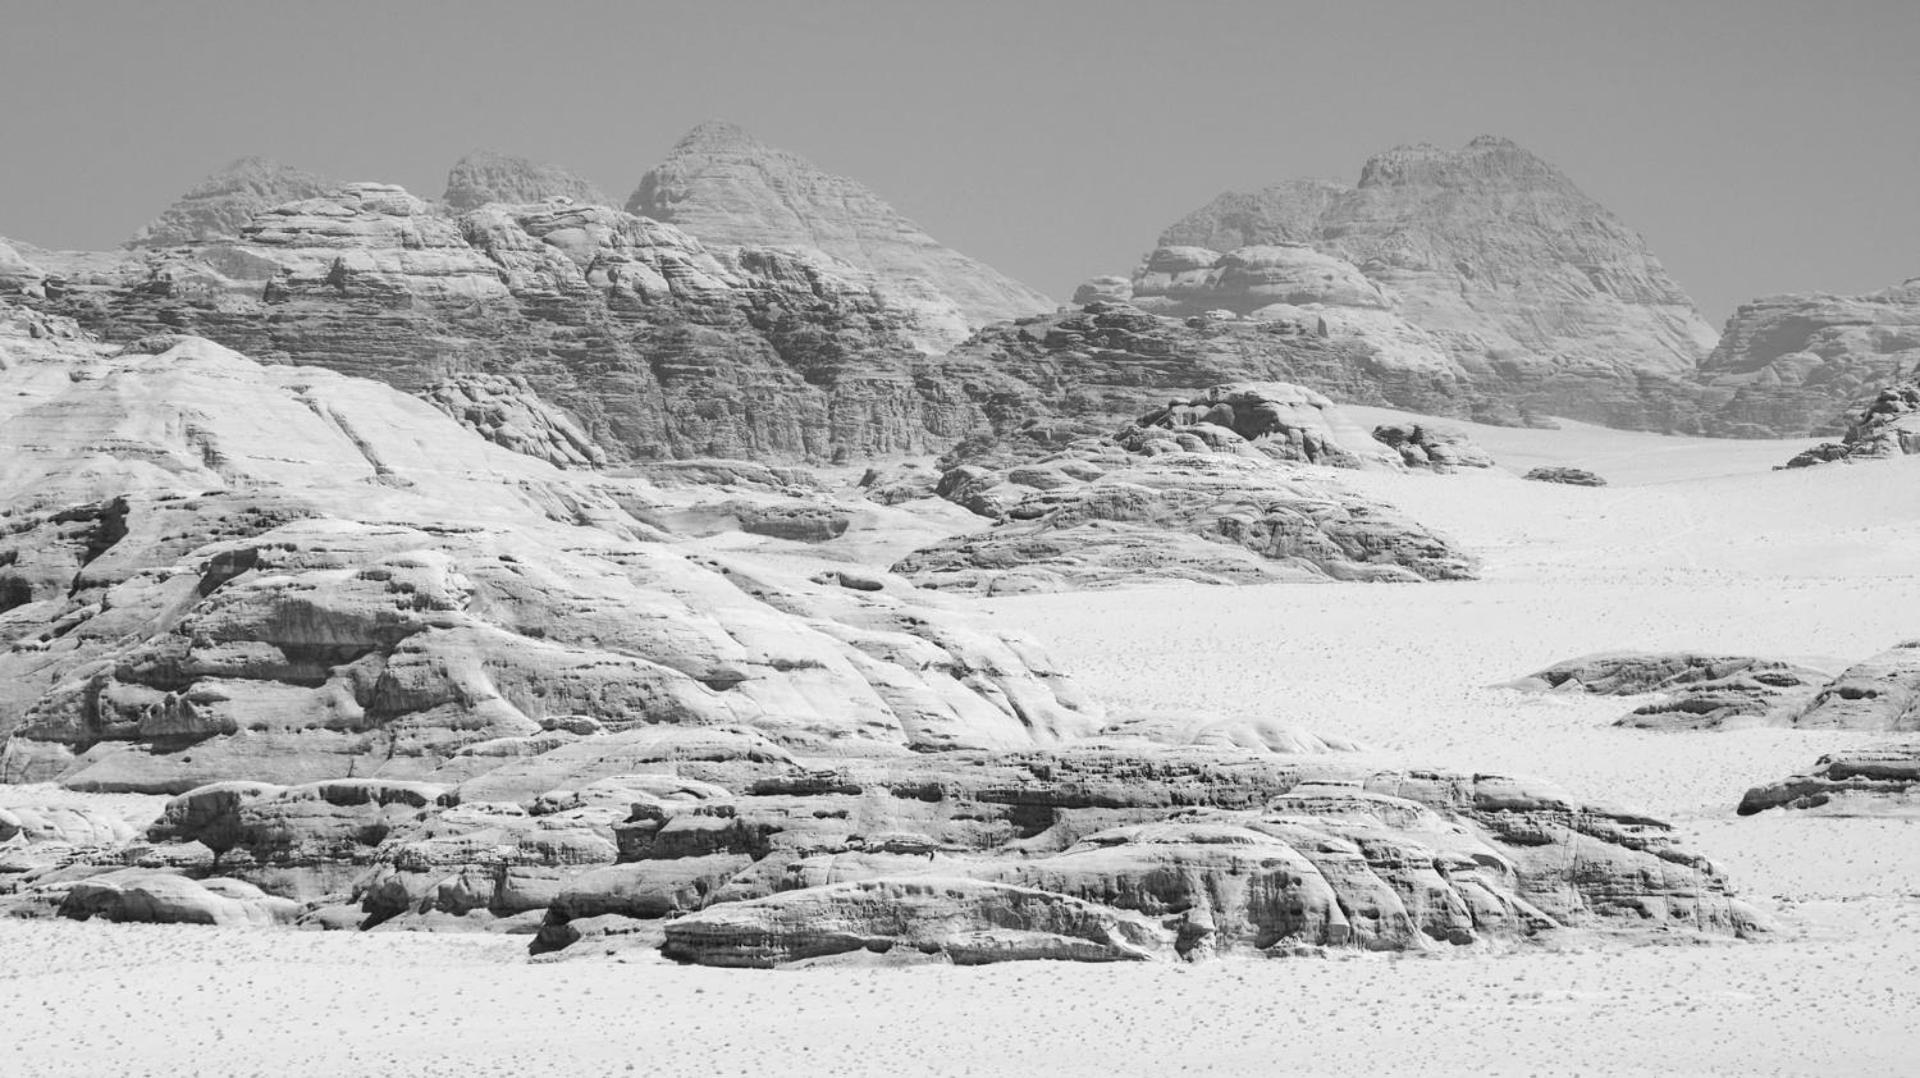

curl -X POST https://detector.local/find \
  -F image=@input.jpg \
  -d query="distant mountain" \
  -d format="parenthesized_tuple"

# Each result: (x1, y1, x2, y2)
(126, 156, 333, 247)
(442, 150, 609, 211)
(629, 121, 1055, 328)
(1102, 136, 1721, 430)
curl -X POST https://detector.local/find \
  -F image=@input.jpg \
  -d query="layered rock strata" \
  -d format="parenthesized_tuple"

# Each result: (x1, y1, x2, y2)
(891, 384, 1475, 592)
(1702, 279, 1920, 437)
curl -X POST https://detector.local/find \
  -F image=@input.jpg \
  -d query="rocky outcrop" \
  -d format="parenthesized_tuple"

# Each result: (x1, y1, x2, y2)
(20, 744, 1758, 958)
(1504, 652, 1830, 730)
(1791, 642, 1920, 731)
(1371, 423, 1494, 471)
(442, 151, 609, 211)
(1701, 279, 1920, 437)
(1523, 467, 1607, 487)
(422, 374, 609, 468)
(57, 868, 298, 926)
(661, 878, 1168, 966)
(628, 121, 1054, 328)
(126, 157, 334, 247)
(1738, 749, 1920, 816)
(1781, 380, 1920, 468)
(892, 385, 1474, 593)
(0, 318, 1099, 794)
(1134, 137, 1719, 430)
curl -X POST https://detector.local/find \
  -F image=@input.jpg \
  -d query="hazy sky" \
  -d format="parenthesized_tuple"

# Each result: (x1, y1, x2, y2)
(1, 0, 1913, 324)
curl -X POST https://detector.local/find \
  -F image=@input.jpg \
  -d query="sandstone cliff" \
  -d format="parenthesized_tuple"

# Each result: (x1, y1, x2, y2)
(1702, 279, 1920, 437)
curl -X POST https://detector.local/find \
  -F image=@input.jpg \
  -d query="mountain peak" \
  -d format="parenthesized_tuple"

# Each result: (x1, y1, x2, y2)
(627, 124, 1053, 326)
(128, 157, 333, 248)
(442, 150, 609, 211)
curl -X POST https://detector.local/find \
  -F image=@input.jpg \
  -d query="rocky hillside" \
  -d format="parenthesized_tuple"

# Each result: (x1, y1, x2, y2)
(1701, 278, 1920, 437)
(0, 306, 1098, 792)
(1103, 137, 1722, 430)
(629, 121, 1055, 328)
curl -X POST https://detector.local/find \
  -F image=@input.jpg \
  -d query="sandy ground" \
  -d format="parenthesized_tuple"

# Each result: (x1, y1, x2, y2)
(9, 413, 1920, 1076)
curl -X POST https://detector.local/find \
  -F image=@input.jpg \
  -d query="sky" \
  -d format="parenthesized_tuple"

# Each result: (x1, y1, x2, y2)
(0, 0, 1914, 325)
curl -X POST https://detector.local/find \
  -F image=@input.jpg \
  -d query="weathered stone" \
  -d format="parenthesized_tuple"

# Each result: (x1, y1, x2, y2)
(628, 121, 1054, 329)
(1523, 467, 1607, 487)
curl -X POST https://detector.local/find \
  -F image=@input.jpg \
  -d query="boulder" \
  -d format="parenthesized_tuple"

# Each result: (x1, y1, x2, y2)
(1503, 652, 1831, 730)
(1791, 641, 1920, 731)
(1371, 423, 1494, 471)
(1738, 749, 1920, 816)
(1523, 466, 1607, 487)
(57, 869, 298, 926)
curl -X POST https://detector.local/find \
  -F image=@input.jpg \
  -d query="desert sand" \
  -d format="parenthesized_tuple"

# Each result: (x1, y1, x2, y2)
(8, 410, 1920, 1077)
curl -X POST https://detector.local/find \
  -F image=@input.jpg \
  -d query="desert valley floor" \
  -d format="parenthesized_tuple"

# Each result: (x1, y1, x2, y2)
(7, 408, 1918, 1077)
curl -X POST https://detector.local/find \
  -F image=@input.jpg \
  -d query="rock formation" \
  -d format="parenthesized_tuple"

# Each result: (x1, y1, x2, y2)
(921, 302, 1482, 436)
(442, 150, 610, 211)
(1790, 641, 1920, 731)
(0, 312, 1099, 795)
(1781, 379, 1920, 468)
(1523, 467, 1607, 487)
(1739, 749, 1920, 816)
(1118, 137, 1720, 430)
(1701, 279, 1920, 437)
(891, 384, 1474, 593)
(125, 157, 334, 247)
(1370, 423, 1494, 471)
(628, 121, 1054, 328)
(1504, 652, 1830, 730)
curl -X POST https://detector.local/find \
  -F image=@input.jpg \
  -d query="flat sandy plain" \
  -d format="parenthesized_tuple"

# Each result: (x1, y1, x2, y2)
(8, 410, 1920, 1077)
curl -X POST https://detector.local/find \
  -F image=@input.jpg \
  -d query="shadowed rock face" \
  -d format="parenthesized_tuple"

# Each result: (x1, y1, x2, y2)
(921, 302, 1489, 432)
(126, 157, 334, 247)
(1703, 279, 1920, 437)
(1739, 749, 1920, 816)
(1135, 137, 1720, 431)
(0, 312, 1099, 794)
(18, 183, 979, 462)
(442, 151, 610, 211)
(629, 121, 1055, 328)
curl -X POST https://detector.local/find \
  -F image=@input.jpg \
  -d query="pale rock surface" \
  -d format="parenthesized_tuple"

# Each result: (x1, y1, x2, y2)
(442, 151, 610, 211)
(628, 121, 1054, 328)
(1702, 279, 1920, 436)
(1505, 652, 1830, 730)
(58, 868, 298, 926)
(1147, 137, 1720, 430)
(1791, 641, 1920, 731)
(126, 157, 334, 247)
(0, 314, 1100, 796)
